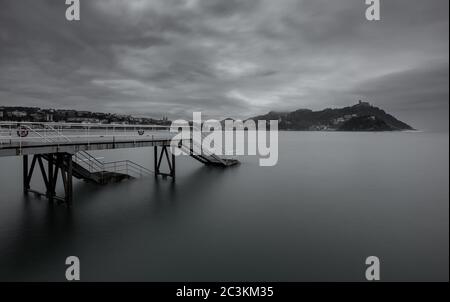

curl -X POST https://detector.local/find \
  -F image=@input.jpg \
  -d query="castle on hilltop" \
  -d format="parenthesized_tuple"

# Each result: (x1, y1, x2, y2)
(357, 100, 371, 107)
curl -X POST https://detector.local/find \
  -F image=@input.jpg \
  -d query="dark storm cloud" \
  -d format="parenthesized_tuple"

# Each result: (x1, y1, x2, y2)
(199, 0, 261, 16)
(0, 0, 448, 130)
(353, 62, 449, 109)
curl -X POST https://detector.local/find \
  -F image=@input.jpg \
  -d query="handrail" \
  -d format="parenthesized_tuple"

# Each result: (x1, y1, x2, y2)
(73, 150, 153, 178)
(0, 121, 171, 130)
(185, 128, 228, 165)
(22, 125, 55, 143)
(78, 150, 104, 168)
(73, 151, 104, 173)
(45, 124, 71, 142)
(103, 160, 153, 176)
(0, 122, 173, 145)
(0, 133, 172, 141)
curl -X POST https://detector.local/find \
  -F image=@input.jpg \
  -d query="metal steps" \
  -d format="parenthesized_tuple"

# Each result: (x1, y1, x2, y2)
(41, 151, 151, 185)
(72, 150, 152, 184)
(178, 140, 239, 167)
(41, 153, 104, 184)
(23, 151, 152, 204)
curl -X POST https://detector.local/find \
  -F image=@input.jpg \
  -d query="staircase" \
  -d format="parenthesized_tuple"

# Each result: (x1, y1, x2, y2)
(178, 139, 239, 167)
(71, 151, 153, 184)
(26, 151, 151, 185)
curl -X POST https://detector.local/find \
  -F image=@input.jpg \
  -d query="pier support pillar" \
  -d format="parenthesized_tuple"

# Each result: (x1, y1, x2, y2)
(23, 155, 30, 194)
(47, 154, 55, 201)
(66, 154, 73, 204)
(23, 153, 73, 205)
(154, 146, 158, 178)
(154, 146, 175, 180)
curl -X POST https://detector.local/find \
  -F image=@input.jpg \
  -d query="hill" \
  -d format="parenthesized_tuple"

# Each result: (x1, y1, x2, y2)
(248, 101, 414, 131)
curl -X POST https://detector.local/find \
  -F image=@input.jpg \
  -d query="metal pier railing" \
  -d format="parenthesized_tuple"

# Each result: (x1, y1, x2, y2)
(74, 150, 153, 179)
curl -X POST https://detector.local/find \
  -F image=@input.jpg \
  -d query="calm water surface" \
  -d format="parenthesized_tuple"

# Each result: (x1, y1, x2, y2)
(0, 132, 448, 281)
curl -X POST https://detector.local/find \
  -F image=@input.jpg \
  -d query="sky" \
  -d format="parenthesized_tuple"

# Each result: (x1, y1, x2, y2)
(0, 0, 448, 131)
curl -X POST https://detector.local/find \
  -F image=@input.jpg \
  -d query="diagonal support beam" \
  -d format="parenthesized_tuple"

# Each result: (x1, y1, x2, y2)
(23, 153, 73, 205)
(154, 146, 176, 180)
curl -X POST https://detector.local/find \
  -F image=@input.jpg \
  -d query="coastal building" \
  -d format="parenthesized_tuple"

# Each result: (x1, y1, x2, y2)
(334, 117, 345, 124)
(30, 113, 45, 120)
(67, 117, 100, 123)
(344, 114, 357, 120)
(76, 111, 91, 117)
(10, 110, 27, 118)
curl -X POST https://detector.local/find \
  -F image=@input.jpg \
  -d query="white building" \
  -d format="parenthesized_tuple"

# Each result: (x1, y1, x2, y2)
(11, 110, 27, 118)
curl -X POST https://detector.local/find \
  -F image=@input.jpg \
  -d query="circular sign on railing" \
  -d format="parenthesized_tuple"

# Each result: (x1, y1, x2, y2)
(137, 129, 145, 136)
(17, 126, 29, 137)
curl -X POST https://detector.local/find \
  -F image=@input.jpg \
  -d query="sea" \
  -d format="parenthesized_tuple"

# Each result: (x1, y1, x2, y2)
(0, 131, 448, 281)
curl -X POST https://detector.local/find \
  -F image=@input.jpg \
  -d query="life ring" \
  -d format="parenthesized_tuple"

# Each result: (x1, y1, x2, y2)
(137, 129, 145, 136)
(17, 126, 29, 137)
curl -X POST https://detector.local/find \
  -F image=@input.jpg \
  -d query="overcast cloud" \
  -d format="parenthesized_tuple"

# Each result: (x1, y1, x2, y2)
(0, 0, 448, 130)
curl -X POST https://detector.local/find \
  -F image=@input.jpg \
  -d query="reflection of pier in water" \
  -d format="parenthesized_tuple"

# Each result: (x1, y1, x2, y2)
(0, 122, 239, 204)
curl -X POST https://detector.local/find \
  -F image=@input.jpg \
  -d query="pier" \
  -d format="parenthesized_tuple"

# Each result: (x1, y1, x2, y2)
(0, 122, 239, 204)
